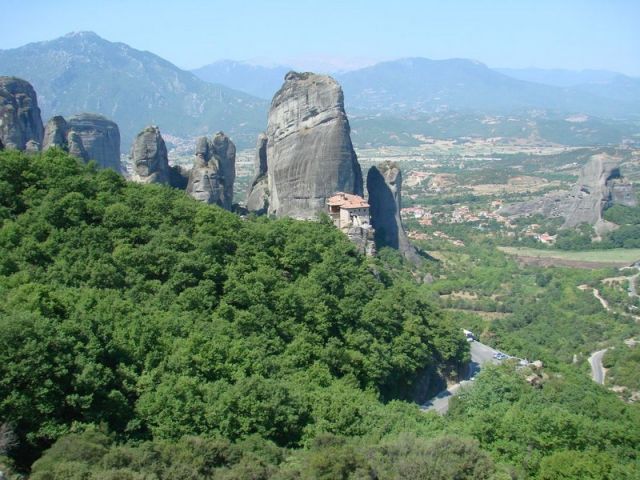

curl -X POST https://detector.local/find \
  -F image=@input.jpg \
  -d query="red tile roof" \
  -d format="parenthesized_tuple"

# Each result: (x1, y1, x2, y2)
(327, 192, 369, 209)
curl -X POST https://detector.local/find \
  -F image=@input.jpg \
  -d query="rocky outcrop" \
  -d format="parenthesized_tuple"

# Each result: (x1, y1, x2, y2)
(367, 161, 420, 264)
(68, 114, 121, 171)
(561, 154, 623, 233)
(0, 76, 43, 151)
(67, 130, 88, 161)
(43, 113, 121, 171)
(186, 132, 236, 209)
(609, 180, 637, 208)
(246, 133, 269, 214)
(130, 126, 170, 184)
(43, 116, 69, 150)
(500, 153, 636, 235)
(346, 225, 376, 257)
(247, 71, 363, 219)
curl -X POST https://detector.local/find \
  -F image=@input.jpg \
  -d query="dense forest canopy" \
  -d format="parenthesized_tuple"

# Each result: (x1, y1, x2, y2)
(0, 149, 466, 471)
(1, 150, 639, 479)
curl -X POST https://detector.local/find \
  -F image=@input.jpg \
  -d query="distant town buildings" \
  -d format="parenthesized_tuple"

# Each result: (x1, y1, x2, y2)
(536, 232, 557, 245)
(400, 203, 511, 227)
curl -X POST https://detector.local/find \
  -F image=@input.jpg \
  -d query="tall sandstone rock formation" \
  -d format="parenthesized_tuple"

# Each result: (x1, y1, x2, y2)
(247, 71, 363, 219)
(43, 116, 69, 150)
(500, 153, 636, 235)
(245, 133, 269, 215)
(186, 132, 236, 210)
(0, 76, 44, 151)
(130, 126, 170, 184)
(43, 113, 121, 172)
(562, 154, 635, 233)
(368, 161, 420, 264)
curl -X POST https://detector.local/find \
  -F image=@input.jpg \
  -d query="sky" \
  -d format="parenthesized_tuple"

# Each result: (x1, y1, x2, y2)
(0, 0, 639, 75)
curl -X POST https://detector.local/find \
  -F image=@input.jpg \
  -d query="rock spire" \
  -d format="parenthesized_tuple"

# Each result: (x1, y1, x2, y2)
(367, 161, 420, 264)
(0, 76, 44, 151)
(247, 71, 363, 219)
(186, 132, 236, 209)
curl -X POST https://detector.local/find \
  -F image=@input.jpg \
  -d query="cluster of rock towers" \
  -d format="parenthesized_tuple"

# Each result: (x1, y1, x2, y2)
(1, 72, 418, 261)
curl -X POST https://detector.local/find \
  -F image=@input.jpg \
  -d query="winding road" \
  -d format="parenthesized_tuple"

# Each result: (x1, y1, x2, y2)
(420, 341, 504, 414)
(582, 267, 640, 384)
(588, 348, 607, 385)
(425, 266, 638, 409)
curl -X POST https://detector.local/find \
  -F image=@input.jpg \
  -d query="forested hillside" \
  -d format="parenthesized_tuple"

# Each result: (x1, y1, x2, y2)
(1, 150, 639, 479)
(0, 149, 466, 472)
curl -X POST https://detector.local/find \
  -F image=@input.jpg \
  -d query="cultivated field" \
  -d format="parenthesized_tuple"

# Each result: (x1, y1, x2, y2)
(499, 246, 640, 268)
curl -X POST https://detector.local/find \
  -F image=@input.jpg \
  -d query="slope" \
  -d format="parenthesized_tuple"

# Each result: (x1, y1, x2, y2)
(0, 32, 269, 149)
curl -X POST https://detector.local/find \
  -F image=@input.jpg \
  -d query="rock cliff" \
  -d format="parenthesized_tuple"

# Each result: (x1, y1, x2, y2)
(186, 132, 236, 209)
(43, 113, 121, 171)
(248, 71, 363, 219)
(68, 114, 121, 171)
(367, 161, 420, 264)
(246, 133, 269, 214)
(0, 76, 43, 151)
(500, 153, 636, 235)
(130, 126, 170, 184)
(43, 116, 69, 150)
(561, 154, 624, 233)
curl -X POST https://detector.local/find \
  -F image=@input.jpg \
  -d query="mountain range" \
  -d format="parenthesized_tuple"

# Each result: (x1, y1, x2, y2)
(338, 58, 639, 116)
(193, 58, 640, 117)
(494, 68, 623, 87)
(191, 60, 290, 101)
(0, 32, 268, 149)
(1, 32, 638, 152)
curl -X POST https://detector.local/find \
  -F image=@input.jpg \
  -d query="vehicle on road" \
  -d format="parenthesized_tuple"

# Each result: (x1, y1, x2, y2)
(493, 352, 508, 360)
(463, 329, 476, 342)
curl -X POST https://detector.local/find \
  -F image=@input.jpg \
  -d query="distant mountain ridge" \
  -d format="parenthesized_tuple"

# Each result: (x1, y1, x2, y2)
(192, 60, 291, 100)
(193, 57, 640, 119)
(0, 32, 269, 149)
(2, 32, 638, 154)
(334, 58, 637, 117)
(494, 67, 624, 87)
(495, 67, 640, 110)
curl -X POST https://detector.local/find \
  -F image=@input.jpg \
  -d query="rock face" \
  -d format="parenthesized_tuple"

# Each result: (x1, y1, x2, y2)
(68, 114, 121, 171)
(246, 133, 269, 214)
(367, 161, 420, 264)
(561, 154, 624, 232)
(186, 132, 236, 209)
(43, 113, 121, 171)
(609, 180, 637, 208)
(500, 153, 636, 235)
(0, 76, 43, 151)
(247, 71, 363, 219)
(130, 126, 170, 184)
(43, 116, 69, 150)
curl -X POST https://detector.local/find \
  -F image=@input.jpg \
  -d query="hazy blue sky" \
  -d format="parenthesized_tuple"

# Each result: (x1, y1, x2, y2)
(1, 0, 638, 74)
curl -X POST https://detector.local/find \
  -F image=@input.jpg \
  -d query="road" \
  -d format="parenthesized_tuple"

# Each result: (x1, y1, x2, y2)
(629, 272, 639, 298)
(588, 348, 607, 385)
(420, 341, 504, 414)
(593, 288, 611, 311)
(583, 268, 639, 386)
(579, 283, 640, 322)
